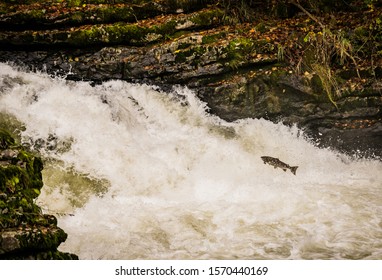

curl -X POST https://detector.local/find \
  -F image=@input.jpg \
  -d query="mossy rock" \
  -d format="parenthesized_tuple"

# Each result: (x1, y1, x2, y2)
(0, 225, 78, 259)
(0, 0, 215, 30)
(0, 129, 15, 149)
(0, 129, 78, 259)
(0, 7, 225, 47)
(0, 129, 44, 228)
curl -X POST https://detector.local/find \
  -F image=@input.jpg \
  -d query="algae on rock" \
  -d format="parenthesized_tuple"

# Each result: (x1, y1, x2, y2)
(0, 129, 78, 260)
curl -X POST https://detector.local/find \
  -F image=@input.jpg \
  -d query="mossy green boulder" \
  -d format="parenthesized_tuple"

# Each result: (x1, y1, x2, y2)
(0, 129, 78, 259)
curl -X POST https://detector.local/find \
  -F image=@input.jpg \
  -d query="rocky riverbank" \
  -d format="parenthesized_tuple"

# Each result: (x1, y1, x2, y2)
(0, 129, 78, 259)
(0, 0, 381, 158)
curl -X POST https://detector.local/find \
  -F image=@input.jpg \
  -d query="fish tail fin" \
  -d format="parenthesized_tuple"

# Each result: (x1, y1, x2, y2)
(290, 166, 298, 175)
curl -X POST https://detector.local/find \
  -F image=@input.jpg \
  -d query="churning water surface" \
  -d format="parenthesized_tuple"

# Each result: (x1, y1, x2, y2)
(1, 63, 381, 259)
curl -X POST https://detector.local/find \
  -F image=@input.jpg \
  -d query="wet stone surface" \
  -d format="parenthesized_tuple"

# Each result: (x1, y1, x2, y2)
(0, 129, 78, 260)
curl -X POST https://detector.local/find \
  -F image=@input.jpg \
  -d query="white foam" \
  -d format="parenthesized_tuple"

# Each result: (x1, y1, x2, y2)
(1, 62, 382, 259)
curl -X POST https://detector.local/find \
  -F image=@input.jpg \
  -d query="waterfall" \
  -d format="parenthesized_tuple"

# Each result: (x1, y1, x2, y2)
(1, 62, 381, 259)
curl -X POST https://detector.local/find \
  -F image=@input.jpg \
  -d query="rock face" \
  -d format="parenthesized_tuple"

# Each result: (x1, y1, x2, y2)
(0, 129, 78, 260)
(0, 0, 381, 158)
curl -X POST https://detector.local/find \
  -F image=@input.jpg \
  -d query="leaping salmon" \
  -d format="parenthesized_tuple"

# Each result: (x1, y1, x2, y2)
(261, 156, 298, 175)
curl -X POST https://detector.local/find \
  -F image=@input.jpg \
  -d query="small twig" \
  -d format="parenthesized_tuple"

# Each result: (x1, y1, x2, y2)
(289, 0, 325, 29)
(290, 0, 361, 78)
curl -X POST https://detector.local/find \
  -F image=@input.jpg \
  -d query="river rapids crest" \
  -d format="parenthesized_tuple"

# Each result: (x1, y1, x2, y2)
(1, 63, 381, 259)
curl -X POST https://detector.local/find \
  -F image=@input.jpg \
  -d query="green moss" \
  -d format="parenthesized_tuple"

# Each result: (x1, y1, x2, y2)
(67, 0, 82, 7)
(255, 22, 269, 33)
(70, 12, 84, 23)
(153, 20, 177, 37)
(0, 129, 16, 149)
(107, 23, 148, 43)
(73, 27, 100, 45)
(1, 5, 227, 48)
(66, 21, 165, 46)
(0, 129, 77, 259)
(2, 7, 47, 24)
(222, 37, 255, 69)
(97, 6, 134, 22)
(175, 44, 207, 65)
(15, 226, 68, 251)
(202, 32, 226, 44)
(354, 26, 368, 38)
(0, 130, 45, 228)
(27, 9, 45, 19)
(190, 8, 224, 26)
(1, 1, 155, 27)
(0, 200, 7, 210)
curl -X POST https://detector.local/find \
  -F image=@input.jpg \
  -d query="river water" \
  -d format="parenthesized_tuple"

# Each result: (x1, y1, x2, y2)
(1, 62, 381, 259)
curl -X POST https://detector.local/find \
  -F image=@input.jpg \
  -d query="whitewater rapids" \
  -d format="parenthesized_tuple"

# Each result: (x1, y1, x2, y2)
(1, 62, 381, 259)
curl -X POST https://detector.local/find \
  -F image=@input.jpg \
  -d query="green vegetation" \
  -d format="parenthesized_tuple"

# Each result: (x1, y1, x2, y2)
(1, 6, 226, 47)
(311, 63, 339, 109)
(224, 37, 255, 70)
(201, 32, 226, 44)
(0, 129, 78, 259)
(300, 28, 361, 108)
(0, 129, 44, 228)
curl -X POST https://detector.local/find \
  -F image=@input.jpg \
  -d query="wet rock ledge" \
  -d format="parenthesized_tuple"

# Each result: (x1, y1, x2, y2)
(0, 129, 78, 260)
(0, 0, 381, 158)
